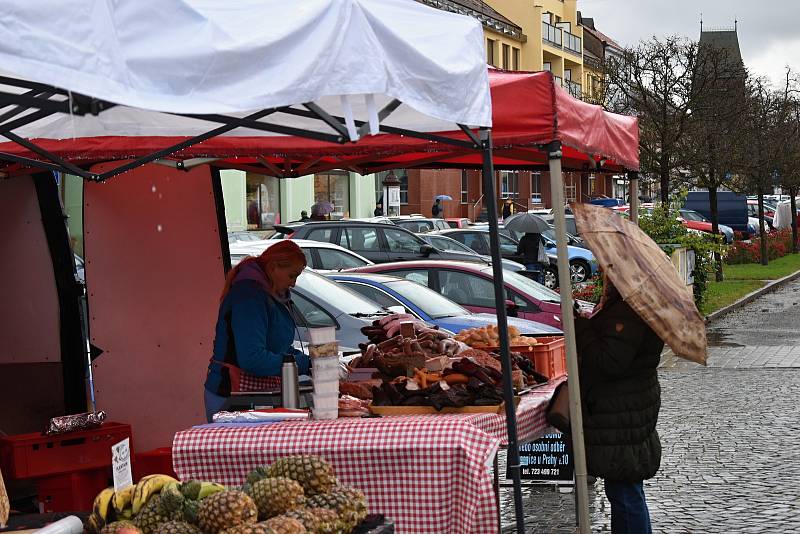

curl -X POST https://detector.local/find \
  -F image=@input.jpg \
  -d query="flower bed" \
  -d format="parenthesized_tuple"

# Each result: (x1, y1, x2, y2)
(725, 229, 796, 264)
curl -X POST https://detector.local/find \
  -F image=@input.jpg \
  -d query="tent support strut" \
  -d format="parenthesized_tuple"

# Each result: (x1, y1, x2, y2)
(480, 127, 526, 534)
(547, 141, 590, 534)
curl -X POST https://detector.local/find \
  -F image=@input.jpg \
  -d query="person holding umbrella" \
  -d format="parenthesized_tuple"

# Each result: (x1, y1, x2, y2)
(505, 213, 550, 284)
(431, 198, 443, 218)
(568, 203, 707, 534)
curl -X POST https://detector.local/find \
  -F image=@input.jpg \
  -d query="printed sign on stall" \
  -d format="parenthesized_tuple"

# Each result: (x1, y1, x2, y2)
(111, 438, 133, 492)
(516, 432, 573, 482)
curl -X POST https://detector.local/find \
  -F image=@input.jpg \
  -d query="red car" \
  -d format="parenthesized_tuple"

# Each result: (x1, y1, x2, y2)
(348, 260, 566, 328)
(445, 217, 472, 228)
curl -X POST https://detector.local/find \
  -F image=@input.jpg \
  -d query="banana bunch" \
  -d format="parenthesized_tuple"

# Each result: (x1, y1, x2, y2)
(131, 474, 179, 514)
(84, 477, 226, 534)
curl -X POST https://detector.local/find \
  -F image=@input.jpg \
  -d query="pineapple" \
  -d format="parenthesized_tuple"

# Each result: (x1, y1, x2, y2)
(179, 481, 202, 501)
(265, 456, 337, 497)
(220, 525, 277, 534)
(197, 490, 258, 534)
(135, 498, 170, 534)
(246, 477, 305, 519)
(155, 521, 202, 534)
(100, 521, 141, 534)
(281, 509, 324, 534)
(181, 500, 200, 525)
(260, 517, 306, 534)
(305, 487, 367, 534)
(158, 485, 186, 521)
(305, 509, 339, 534)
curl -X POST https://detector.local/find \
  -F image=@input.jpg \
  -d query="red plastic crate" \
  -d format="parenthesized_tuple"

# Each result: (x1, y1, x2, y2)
(524, 336, 567, 379)
(134, 447, 177, 479)
(0, 422, 133, 480)
(37, 469, 111, 512)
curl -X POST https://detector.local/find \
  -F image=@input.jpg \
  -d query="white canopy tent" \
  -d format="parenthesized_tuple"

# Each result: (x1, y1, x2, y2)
(0, 1, 594, 532)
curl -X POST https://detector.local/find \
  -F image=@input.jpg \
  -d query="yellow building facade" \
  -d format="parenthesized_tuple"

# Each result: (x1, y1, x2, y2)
(485, 0, 584, 98)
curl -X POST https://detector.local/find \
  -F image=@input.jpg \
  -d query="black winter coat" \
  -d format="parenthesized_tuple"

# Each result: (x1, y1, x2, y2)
(574, 298, 663, 482)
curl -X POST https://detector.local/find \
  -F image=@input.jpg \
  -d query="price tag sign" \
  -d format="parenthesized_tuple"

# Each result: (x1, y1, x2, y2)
(111, 438, 133, 492)
(515, 432, 574, 482)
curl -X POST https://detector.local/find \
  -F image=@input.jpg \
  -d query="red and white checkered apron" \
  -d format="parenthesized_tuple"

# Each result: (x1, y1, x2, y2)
(173, 378, 563, 534)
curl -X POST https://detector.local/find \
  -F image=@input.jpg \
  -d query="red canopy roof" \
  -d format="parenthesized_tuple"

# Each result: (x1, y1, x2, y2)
(0, 71, 639, 176)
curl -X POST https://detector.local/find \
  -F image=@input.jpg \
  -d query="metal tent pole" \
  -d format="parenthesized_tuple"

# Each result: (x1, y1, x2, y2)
(547, 141, 590, 534)
(480, 128, 526, 533)
(629, 171, 639, 225)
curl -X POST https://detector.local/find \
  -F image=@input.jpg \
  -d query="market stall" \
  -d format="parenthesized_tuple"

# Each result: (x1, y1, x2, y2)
(0, 1, 538, 532)
(172, 379, 564, 534)
(0, 3, 645, 533)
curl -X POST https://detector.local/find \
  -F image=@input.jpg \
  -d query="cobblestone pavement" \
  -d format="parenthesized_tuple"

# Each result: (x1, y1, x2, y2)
(500, 280, 800, 533)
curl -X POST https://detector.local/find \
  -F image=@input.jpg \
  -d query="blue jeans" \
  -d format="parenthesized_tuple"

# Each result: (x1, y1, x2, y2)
(204, 388, 228, 423)
(604, 480, 652, 534)
(524, 263, 545, 284)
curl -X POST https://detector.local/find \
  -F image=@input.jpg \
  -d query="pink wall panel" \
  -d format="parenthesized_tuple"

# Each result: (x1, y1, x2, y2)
(85, 163, 225, 451)
(0, 176, 61, 364)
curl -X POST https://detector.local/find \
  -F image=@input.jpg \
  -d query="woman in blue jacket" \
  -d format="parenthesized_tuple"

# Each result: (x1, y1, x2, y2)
(204, 240, 311, 422)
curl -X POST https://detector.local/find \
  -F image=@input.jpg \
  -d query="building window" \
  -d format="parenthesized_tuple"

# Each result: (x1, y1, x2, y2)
(543, 62, 551, 72)
(502, 44, 510, 69)
(314, 171, 350, 219)
(531, 172, 542, 204)
(512, 47, 520, 70)
(246, 173, 281, 229)
(461, 170, 469, 204)
(500, 170, 519, 199)
(486, 38, 496, 66)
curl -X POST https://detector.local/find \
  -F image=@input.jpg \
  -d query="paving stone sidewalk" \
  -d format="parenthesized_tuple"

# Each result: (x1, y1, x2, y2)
(501, 368, 800, 533)
(500, 280, 800, 533)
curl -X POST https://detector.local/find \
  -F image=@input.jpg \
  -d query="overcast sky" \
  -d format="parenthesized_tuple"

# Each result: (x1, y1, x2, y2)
(578, 0, 800, 87)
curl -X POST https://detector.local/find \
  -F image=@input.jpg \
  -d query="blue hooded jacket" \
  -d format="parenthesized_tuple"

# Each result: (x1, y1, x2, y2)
(205, 264, 311, 395)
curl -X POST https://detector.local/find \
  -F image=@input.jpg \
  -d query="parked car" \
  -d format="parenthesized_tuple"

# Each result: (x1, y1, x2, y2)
(678, 209, 734, 244)
(228, 231, 265, 243)
(541, 214, 579, 236)
(274, 220, 489, 265)
(290, 268, 393, 348)
(390, 216, 450, 233)
(417, 233, 527, 272)
(230, 239, 373, 271)
(683, 191, 748, 233)
(438, 227, 598, 286)
(746, 199, 775, 229)
(329, 273, 561, 335)
(347, 260, 573, 328)
(445, 217, 472, 228)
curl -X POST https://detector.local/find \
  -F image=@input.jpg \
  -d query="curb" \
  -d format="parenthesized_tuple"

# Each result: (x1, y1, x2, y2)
(705, 268, 800, 323)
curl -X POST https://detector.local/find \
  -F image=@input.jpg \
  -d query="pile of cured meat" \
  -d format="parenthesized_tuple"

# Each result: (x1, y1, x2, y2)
(340, 314, 549, 412)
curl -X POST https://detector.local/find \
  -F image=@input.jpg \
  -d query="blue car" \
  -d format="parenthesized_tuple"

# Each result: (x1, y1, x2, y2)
(327, 272, 562, 336)
(469, 224, 598, 288)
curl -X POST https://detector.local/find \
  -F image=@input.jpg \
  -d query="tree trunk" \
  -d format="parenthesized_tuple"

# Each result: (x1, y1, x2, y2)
(659, 158, 669, 206)
(709, 186, 724, 281)
(791, 187, 798, 254)
(758, 187, 769, 265)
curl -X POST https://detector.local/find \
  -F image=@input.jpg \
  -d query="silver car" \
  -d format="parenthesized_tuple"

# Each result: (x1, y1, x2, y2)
(290, 268, 394, 349)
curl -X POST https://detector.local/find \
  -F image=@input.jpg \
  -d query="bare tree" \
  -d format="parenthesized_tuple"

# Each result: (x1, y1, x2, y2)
(681, 41, 748, 279)
(733, 75, 783, 265)
(772, 70, 800, 253)
(604, 37, 722, 205)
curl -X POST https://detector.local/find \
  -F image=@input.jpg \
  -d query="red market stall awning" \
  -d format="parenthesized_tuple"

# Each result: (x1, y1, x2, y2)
(0, 71, 638, 178)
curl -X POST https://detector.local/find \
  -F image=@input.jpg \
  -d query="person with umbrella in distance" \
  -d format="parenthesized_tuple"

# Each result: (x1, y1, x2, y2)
(567, 202, 707, 534)
(505, 212, 550, 284)
(431, 198, 443, 218)
(502, 198, 514, 220)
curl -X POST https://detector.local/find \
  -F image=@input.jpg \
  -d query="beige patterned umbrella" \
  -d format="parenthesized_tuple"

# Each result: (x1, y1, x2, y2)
(572, 203, 707, 364)
(0, 466, 8, 528)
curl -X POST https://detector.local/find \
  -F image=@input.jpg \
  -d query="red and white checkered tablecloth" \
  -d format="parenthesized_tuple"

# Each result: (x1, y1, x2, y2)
(172, 378, 562, 534)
